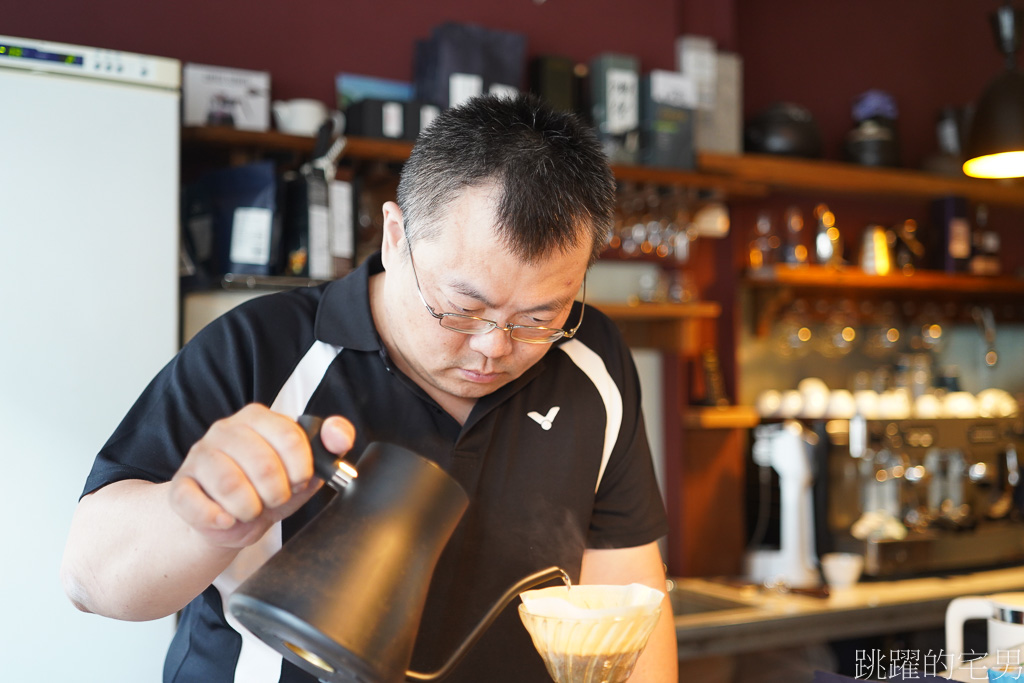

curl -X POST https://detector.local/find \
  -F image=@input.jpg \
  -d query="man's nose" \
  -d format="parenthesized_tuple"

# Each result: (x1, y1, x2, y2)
(468, 326, 515, 359)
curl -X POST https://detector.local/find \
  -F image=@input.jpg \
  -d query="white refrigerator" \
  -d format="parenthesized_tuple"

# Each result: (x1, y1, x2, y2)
(0, 36, 179, 679)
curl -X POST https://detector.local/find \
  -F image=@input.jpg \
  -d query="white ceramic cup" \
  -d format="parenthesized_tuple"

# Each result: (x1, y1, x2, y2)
(820, 552, 864, 590)
(273, 98, 337, 136)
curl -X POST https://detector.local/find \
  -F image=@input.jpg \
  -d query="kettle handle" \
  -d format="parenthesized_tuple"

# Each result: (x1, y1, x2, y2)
(405, 565, 569, 682)
(297, 415, 358, 490)
(945, 596, 992, 664)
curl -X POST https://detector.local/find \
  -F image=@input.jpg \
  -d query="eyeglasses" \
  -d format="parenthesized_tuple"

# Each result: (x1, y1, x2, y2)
(407, 248, 585, 344)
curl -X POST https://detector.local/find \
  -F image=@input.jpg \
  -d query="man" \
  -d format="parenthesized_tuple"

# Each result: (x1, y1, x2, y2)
(62, 93, 677, 682)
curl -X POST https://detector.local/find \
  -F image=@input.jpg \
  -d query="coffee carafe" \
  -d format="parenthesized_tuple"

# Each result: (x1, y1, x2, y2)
(228, 416, 567, 683)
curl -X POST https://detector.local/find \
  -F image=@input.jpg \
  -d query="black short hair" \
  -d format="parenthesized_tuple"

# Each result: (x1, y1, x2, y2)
(397, 93, 615, 264)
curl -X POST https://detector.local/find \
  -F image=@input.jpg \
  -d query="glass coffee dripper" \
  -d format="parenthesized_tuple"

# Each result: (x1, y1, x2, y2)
(518, 584, 664, 683)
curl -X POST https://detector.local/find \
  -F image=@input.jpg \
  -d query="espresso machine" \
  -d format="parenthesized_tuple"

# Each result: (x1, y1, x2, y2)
(816, 417, 1024, 577)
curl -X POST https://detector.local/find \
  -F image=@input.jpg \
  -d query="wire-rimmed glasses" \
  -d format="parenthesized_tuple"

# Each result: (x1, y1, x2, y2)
(407, 248, 585, 344)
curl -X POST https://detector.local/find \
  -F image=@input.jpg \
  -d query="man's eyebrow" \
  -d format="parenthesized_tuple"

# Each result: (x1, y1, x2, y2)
(446, 279, 576, 313)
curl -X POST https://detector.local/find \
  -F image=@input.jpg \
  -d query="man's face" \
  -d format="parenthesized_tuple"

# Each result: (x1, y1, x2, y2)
(379, 184, 591, 415)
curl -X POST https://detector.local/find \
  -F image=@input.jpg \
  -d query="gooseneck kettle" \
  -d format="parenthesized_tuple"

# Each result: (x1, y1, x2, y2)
(228, 416, 567, 683)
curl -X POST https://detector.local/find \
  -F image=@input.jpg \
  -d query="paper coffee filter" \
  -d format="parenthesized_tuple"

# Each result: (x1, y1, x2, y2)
(519, 584, 664, 620)
(518, 585, 663, 678)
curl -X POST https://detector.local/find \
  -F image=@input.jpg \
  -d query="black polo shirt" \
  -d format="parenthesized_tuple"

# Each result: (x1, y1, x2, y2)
(84, 253, 668, 683)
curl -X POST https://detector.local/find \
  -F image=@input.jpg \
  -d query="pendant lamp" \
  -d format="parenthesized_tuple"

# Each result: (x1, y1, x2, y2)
(963, 1, 1024, 178)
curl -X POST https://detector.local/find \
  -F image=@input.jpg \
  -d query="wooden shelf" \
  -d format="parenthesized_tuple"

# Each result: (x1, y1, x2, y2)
(682, 405, 760, 430)
(594, 300, 721, 320)
(183, 126, 766, 196)
(182, 126, 415, 163)
(183, 127, 1024, 207)
(743, 264, 1024, 336)
(594, 300, 720, 356)
(699, 151, 1024, 207)
(609, 163, 767, 199)
(744, 264, 1024, 295)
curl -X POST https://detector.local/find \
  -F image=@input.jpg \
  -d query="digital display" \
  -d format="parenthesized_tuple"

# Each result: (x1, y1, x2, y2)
(0, 42, 83, 66)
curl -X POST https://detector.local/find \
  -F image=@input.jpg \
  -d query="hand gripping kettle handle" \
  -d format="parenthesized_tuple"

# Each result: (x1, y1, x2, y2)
(297, 415, 358, 490)
(945, 596, 992, 664)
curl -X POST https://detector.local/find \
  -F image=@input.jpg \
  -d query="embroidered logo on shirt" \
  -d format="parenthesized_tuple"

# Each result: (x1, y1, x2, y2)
(527, 406, 560, 430)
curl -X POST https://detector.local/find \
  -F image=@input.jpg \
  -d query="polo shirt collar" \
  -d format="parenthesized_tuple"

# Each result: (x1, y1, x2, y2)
(314, 252, 384, 351)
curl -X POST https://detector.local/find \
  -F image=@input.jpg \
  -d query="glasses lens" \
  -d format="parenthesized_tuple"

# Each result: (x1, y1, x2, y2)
(439, 315, 495, 334)
(510, 327, 564, 343)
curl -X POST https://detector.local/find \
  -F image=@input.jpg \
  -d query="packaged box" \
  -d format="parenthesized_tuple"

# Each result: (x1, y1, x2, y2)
(182, 63, 271, 131)
(281, 168, 332, 280)
(406, 101, 441, 138)
(345, 98, 408, 139)
(589, 53, 640, 164)
(675, 35, 716, 111)
(344, 98, 440, 141)
(414, 22, 527, 109)
(529, 55, 578, 114)
(183, 161, 282, 278)
(335, 72, 413, 110)
(640, 70, 697, 169)
(694, 51, 743, 155)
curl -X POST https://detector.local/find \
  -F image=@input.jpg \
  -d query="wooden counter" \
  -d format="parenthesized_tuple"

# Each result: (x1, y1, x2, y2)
(672, 566, 1024, 660)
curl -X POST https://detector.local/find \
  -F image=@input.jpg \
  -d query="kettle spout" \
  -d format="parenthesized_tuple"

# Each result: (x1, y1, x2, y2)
(405, 566, 569, 682)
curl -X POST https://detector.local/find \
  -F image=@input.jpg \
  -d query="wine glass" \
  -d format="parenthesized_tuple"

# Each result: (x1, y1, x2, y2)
(773, 299, 813, 359)
(817, 299, 858, 358)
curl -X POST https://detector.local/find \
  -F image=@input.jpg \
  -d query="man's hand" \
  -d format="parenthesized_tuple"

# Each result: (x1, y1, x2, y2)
(169, 404, 356, 548)
(62, 404, 356, 620)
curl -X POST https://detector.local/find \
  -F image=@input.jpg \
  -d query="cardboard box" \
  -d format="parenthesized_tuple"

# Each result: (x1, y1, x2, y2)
(183, 63, 271, 131)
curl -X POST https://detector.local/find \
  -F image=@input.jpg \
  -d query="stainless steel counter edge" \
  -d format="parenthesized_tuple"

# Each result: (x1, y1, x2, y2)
(673, 566, 1024, 659)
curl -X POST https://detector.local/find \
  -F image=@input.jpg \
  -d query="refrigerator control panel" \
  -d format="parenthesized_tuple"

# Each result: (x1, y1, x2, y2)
(0, 34, 179, 88)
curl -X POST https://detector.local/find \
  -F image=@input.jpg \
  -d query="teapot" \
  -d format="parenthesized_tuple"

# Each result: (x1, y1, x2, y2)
(946, 593, 1024, 665)
(228, 416, 567, 682)
(272, 98, 344, 137)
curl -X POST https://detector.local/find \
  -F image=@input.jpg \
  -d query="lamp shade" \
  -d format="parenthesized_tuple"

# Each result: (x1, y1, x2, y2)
(964, 1, 1024, 179)
(963, 67, 1024, 178)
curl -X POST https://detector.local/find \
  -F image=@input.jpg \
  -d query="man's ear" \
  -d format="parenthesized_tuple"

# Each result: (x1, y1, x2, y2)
(380, 201, 406, 269)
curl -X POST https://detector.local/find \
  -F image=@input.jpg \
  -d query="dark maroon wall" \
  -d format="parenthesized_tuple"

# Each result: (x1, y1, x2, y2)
(737, 0, 1005, 168)
(9, 0, 1007, 170)
(6, 0, 679, 105)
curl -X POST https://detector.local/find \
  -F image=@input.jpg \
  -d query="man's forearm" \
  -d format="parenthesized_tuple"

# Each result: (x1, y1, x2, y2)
(579, 542, 679, 683)
(629, 592, 678, 683)
(61, 479, 240, 621)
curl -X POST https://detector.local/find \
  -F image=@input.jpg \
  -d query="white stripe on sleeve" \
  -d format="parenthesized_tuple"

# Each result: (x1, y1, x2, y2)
(212, 340, 343, 683)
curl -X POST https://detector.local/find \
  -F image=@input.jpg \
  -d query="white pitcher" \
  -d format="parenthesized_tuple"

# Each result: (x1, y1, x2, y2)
(946, 593, 1024, 664)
